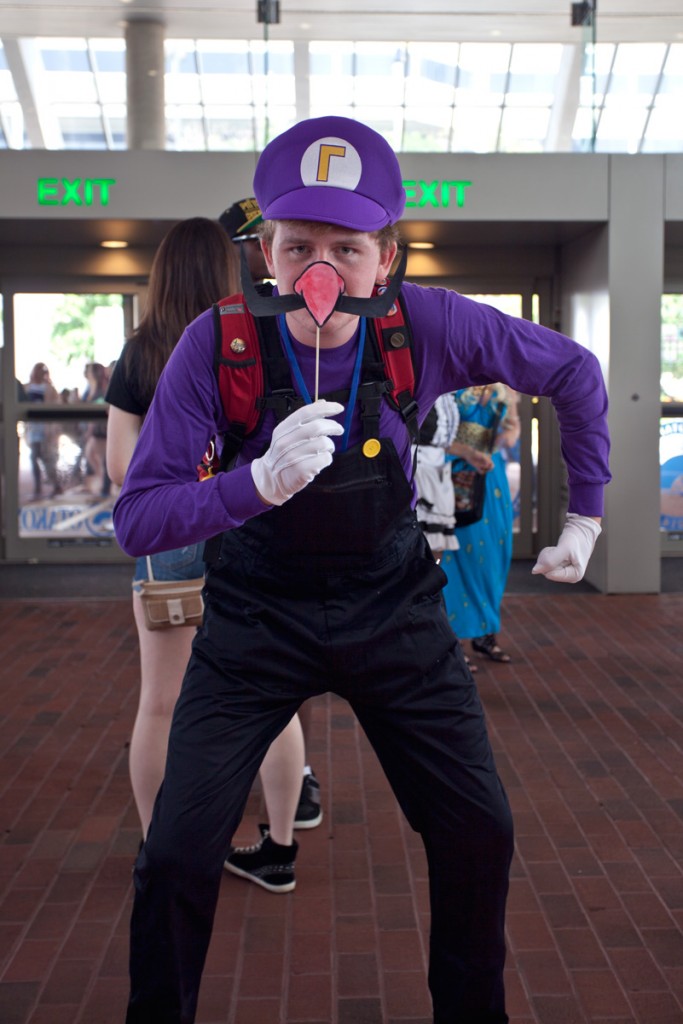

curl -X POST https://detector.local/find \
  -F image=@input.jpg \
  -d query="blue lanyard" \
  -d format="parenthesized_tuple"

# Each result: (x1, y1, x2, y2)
(277, 315, 367, 452)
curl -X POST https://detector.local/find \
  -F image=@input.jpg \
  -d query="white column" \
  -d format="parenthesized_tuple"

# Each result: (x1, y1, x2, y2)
(602, 155, 664, 592)
(125, 19, 165, 151)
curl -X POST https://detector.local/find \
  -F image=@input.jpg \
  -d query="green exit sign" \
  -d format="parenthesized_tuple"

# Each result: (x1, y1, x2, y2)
(403, 179, 472, 209)
(37, 177, 116, 207)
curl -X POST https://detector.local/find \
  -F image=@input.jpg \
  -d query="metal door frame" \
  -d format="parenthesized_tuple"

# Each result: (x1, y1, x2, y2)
(417, 273, 560, 559)
(661, 281, 683, 558)
(2, 276, 145, 563)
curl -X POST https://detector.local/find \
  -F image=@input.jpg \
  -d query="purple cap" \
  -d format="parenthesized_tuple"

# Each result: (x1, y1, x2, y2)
(253, 116, 405, 231)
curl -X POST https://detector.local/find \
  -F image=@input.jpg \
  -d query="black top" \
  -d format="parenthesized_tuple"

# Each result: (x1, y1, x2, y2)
(105, 343, 148, 417)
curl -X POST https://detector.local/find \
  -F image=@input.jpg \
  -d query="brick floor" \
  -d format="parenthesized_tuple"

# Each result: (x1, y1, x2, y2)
(1, 588, 682, 1024)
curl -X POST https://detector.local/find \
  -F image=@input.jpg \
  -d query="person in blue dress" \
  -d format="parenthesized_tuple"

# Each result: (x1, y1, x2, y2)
(441, 384, 521, 662)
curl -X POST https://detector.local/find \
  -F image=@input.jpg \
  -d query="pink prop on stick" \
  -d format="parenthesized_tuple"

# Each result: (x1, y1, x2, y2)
(293, 261, 346, 328)
(293, 261, 347, 400)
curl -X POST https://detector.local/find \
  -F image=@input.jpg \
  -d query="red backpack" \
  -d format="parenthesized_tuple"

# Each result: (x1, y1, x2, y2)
(198, 290, 418, 479)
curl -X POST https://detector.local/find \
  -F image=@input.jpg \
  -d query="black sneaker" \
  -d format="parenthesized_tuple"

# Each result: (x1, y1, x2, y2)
(224, 825, 297, 893)
(294, 771, 323, 830)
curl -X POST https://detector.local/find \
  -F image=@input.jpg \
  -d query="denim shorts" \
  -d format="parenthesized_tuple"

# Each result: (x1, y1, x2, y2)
(132, 543, 206, 593)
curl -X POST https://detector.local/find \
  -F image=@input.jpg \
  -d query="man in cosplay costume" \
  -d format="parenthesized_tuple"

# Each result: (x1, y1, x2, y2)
(115, 116, 609, 1024)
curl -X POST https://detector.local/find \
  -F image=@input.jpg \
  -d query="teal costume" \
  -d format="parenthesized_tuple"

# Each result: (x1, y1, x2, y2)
(441, 389, 513, 639)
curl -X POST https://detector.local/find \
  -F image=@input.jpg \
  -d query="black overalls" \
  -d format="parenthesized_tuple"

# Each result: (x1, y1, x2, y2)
(126, 344, 514, 1024)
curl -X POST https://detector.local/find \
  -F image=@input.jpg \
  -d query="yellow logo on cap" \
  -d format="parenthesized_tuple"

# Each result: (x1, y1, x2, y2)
(301, 136, 362, 192)
(317, 145, 346, 182)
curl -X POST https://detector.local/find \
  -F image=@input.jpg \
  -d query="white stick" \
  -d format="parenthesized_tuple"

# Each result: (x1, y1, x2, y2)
(315, 324, 320, 402)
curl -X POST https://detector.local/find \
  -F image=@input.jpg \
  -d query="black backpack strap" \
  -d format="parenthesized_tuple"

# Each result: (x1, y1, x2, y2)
(417, 403, 439, 445)
(253, 315, 304, 424)
(213, 291, 419, 470)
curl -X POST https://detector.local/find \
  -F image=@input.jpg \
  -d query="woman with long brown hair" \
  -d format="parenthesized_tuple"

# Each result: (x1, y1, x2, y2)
(106, 218, 306, 850)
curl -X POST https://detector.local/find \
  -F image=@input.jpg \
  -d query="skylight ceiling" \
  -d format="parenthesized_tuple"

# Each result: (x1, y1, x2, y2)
(1, 1, 683, 154)
(1, 35, 682, 154)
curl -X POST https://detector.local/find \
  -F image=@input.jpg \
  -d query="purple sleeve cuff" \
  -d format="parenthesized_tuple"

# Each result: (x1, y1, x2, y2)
(567, 482, 605, 518)
(216, 463, 272, 521)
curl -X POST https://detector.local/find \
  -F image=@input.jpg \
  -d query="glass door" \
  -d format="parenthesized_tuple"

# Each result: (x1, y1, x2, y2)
(2, 279, 143, 562)
(660, 293, 683, 555)
(453, 281, 559, 559)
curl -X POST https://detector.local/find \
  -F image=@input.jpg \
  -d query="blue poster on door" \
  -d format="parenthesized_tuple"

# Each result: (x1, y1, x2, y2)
(660, 419, 683, 532)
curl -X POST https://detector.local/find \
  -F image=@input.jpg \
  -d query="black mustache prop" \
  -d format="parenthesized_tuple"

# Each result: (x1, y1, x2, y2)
(240, 244, 408, 321)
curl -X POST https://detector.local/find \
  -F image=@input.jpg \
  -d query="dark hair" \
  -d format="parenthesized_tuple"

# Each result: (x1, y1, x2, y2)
(124, 217, 239, 407)
(84, 361, 108, 399)
(29, 363, 50, 384)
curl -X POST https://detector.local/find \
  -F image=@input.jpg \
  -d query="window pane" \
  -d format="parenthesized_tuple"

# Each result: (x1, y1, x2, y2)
(197, 40, 251, 75)
(457, 43, 510, 106)
(249, 40, 294, 77)
(0, 101, 24, 148)
(353, 43, 406, 107)
(309, 41, 355, 109)
(611, 42, 667, 82)
(91, 40, 125, 73)
(309, 41, 353, 76)
(45, 71, 98, 103)
(405, 44, 457, 107)
(451, 106, 502, 152)
(54, 104, 105, 148)
(403, 108, 452, 151)
(203, 72, 253, 105)
(165, 40, 197, 75)
(499, 106, 550, 152)
(642, 103, 683, 153)
(254, 108, 296, 148)
(661, 295, 683, 403)
(166, 73, 202, 104)
(166, 105, 206, 150)
(0, 68, 17, 103)
(507, 44, 563, 106)
(91, 40, 126, 104)
(205, 106, 257, 150)
(39, 42, 90, 72)
(659, 42, 683, 96)
(595, 105, 648, 152)
(14, 292, 124, 539)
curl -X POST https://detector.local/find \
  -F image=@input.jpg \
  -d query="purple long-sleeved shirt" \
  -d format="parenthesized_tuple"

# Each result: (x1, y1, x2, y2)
(113, 282, 610, 556)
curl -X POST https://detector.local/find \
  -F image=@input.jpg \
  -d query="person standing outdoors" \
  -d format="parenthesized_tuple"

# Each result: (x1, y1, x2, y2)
(24, 362, 61, 499)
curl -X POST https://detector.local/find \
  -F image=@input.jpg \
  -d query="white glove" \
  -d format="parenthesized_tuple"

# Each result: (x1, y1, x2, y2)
(531, 513, 602, 584)
(251, 399, 344, 506)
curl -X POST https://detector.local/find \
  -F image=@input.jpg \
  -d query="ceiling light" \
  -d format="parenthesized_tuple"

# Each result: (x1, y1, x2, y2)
(408, 241, 435, 250)
(101, 239, 129, 249)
